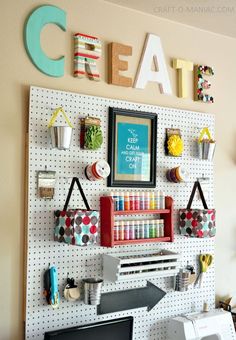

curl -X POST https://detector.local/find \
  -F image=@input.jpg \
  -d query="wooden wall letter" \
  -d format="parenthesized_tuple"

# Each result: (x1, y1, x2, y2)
(172, 59, 193, 98)
(108, 43, 132, 87)
(134, 33, 172, 95)
(74, 33, 101, 81)
(194, 65, 214, 103)
(24, 5, 66, 77)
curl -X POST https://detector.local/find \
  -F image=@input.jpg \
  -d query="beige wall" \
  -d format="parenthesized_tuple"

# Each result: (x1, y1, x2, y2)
(1, 0, 235, 339)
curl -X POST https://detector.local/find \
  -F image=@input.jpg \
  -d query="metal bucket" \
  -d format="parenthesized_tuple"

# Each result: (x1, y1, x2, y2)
(83, 278, 103, 305)
(175, 271, 190, 292)
(50, 126, 73, 150)
(197, 141, 216, 161)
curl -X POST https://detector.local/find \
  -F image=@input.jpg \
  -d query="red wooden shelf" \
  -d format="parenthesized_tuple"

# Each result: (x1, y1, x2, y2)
(100, 196, 174, 248)
(114, 209, 170, 215)
(114, 237, 171, 245)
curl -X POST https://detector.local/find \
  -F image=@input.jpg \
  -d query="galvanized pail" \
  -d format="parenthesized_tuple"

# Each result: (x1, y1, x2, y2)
(50, 126, 73, 150)
(82, 278, 103, 305)
(197, 141, 216, 161)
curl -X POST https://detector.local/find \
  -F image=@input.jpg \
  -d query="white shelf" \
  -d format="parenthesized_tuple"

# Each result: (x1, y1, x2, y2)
(103, 249, 180, 282)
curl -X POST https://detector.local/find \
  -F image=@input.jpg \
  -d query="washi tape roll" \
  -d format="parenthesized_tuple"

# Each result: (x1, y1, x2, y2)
(85, 160, 110, 181)
(176, 166, 190, 182)
(166, 166, 190, 183)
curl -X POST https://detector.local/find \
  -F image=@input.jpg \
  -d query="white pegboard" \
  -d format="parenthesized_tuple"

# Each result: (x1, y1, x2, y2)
(26, 86, 215, 340)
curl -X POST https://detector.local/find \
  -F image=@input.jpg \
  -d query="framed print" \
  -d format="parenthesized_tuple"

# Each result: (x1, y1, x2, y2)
(107, 107, 157, 187)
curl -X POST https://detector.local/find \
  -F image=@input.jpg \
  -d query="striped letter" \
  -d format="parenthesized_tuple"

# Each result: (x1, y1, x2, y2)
(74, 33, 101, 81)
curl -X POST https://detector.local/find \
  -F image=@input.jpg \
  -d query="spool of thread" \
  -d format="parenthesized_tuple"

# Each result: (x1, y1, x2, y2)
(166, 166, 190, 183)
(85, 160, 110, 181)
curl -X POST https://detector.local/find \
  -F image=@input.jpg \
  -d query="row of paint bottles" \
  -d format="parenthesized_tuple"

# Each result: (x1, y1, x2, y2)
(114, 219, 165, 241)
(110, 191, 165, 211)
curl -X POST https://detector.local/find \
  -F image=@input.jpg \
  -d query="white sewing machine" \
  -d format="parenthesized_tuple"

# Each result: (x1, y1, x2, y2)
(167, 309, 236, 340)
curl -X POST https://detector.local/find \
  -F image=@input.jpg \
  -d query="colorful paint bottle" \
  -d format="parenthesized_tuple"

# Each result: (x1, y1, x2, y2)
(114, 221, 119, 241)
(124, 220, 130, 240)
(140, 192, 145, 210)
(159, 219, 164, 237)
(145, 192, 150, 210)
(134, 192, 140, 210)
(129, 220, 135, 240)
(119, 221, 124, 240)
(155, 220, 160, 237)
(135, 222, 140, 239)
(144, 220, 150, 239)
(139, 220, 145, 239)
(160, 191, 165, 209)
(129, 192, 135, 210)
(150, 191, 155, 210)
(119, 192, 124, 211)
(149, 220, 155, 238)
(124, 192, 130, 211)
(155, 191, 160, 209)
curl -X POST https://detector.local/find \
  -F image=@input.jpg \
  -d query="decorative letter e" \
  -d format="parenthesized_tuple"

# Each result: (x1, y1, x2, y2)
(24, 5, 66, 77)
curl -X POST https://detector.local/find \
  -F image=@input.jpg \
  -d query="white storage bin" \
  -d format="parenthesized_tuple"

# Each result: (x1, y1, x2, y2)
(103, 249, 180, 282)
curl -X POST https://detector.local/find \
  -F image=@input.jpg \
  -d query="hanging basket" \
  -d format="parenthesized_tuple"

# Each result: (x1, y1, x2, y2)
(48, 107, 74, 150)
(196, 127, 216, 161)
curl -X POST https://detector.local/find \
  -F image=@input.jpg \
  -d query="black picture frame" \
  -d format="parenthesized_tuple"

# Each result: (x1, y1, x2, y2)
(107, 107, 157, 188)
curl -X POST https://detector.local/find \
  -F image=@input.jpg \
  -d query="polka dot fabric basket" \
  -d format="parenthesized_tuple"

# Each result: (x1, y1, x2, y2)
(179, 181, 216, 238)
(54, 177, 98, 246)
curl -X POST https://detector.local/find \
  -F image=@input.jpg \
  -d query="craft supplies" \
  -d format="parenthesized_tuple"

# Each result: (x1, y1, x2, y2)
(179, 181, 216, 238)
(165, 128, 184, 157)
(113, 219, 165, 241)
(139, 220, 145, 239)
(119, 192, 124, 211)
(114, 221, 119, 241)
(82, 278, 103, 305)
(48, 107, 74, 150)
(85, 160, 110, 181)
(150, 191, 155, 210)
(159, 191, 165, 209)
(196, 127, 216, 161)
(124, 221, 130, 240)
(80, 116, 103, 149)
(129, 221, 135, 240)
(124, 192, 130, 210)
(129, 192, 135, 210)
(166, 166, 190, 183)
(134, 192, 140, 210)
(119, 221, 124, 240)
(140, 192, 145, 210)
(64, 276, 80, 302)
(43, 266, 60, 308)
(37, 170, 56, 199)
(108, 191, 167, 211)
(159, 219, 164, 237)
(54, 177, 98, 246)
(194, 254, 213, 288)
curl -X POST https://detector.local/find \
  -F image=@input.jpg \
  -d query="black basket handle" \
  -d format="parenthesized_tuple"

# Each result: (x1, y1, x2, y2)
(63, 177, 90, 211)
(187, 181, 208, 210)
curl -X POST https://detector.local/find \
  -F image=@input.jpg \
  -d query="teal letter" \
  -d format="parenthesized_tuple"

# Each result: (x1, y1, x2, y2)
(24, 5, 66, 77)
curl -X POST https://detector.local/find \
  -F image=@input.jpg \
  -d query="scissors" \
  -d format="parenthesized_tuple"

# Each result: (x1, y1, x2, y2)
(194, 254, 213, 288)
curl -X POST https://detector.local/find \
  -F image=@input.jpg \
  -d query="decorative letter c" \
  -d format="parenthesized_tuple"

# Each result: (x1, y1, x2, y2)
(24, 5, 66, 77)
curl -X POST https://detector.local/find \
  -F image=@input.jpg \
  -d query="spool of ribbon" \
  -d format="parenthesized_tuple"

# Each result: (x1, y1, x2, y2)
(85, 160, 110, 181)
(166, 166, 190, 183)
